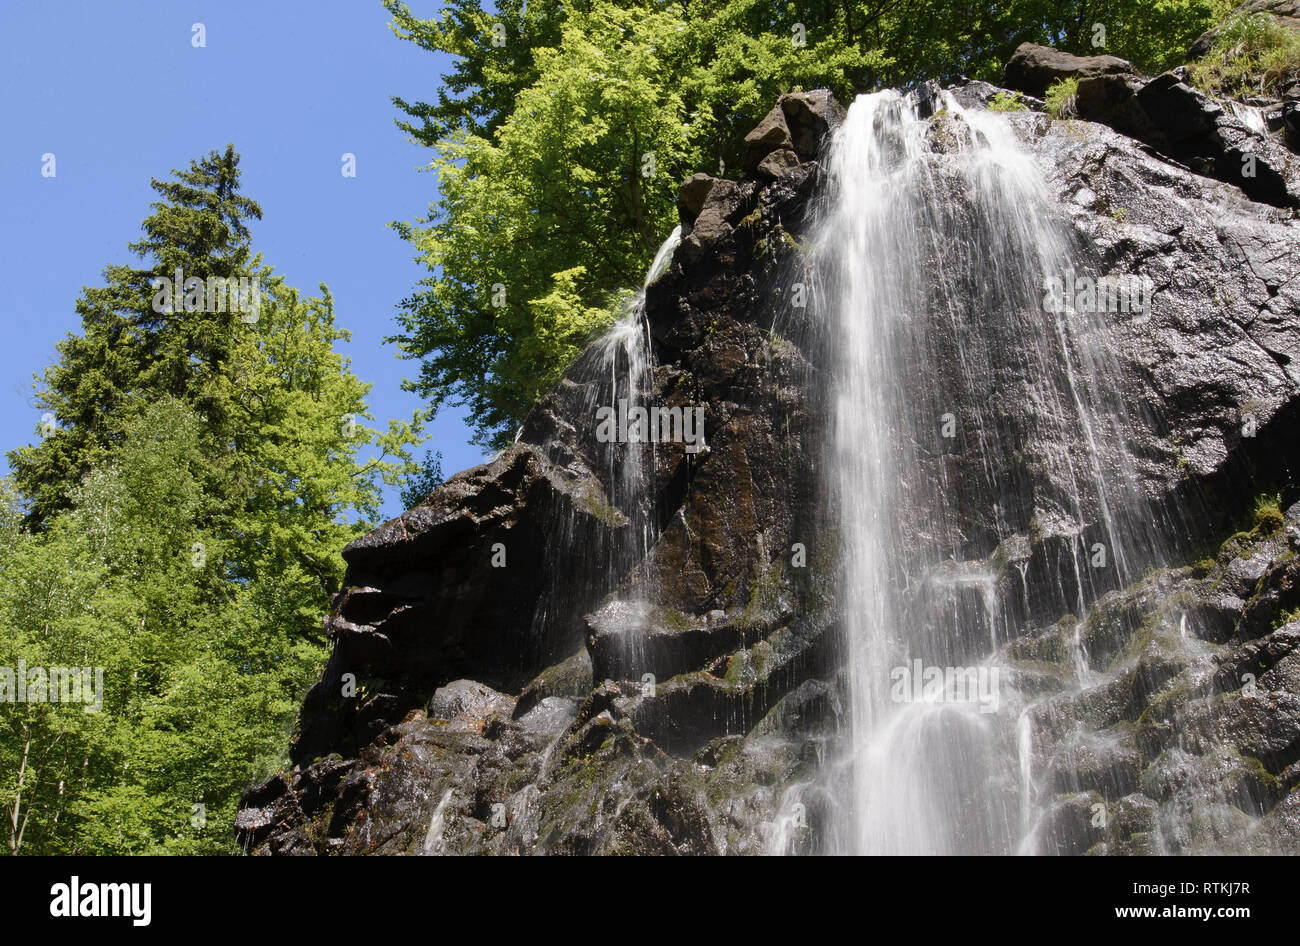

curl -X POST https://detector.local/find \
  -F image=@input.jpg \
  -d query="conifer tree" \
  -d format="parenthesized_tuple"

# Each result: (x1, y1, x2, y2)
(10, 145, 263, 524)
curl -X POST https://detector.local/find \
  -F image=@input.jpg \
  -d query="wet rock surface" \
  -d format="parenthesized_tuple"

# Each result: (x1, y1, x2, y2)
(241, 67, 1300, 854)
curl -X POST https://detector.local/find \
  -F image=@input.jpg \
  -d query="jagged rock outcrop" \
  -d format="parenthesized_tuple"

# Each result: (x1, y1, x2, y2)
(239, 64, 1300, 855)
(1002, 44, 1300, 207)
(1021, 497, 1300, 853)
(288, 444, 628, 764)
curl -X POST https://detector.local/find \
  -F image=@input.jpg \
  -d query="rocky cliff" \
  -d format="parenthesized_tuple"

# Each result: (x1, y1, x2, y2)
(237, 55, 1300, 854)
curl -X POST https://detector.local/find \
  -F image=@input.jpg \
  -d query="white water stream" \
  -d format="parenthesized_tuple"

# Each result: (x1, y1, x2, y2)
(815, 91, 1166, 854)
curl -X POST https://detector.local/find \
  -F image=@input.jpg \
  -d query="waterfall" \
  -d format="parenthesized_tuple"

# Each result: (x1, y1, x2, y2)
(813, 91, 1170, 854)
(530, 227, 682, 678)
(1227, 100, 1267, 135)
(586, 226, 682, 580)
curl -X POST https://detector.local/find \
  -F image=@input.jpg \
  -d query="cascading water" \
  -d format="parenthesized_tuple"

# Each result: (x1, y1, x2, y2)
(813, 91, 1177, 854)
(591, 224, 683, 576)
(531, 226, 682, 677)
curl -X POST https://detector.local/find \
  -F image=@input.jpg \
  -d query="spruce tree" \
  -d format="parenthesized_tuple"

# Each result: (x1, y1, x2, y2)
(10, 145, 262, 524)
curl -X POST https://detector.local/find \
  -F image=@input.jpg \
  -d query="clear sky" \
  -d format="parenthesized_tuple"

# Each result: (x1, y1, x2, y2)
(0, 0, 485, 520)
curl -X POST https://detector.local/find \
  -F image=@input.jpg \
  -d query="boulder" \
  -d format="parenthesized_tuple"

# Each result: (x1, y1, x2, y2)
(678, 178, 757, 256)
(585, 600, 746, 683)
(779, 90, 844, 158)
(427, 679, 515, 720)
(756, 147, 801, 180)
(677, 172, 717, 224)
(741, 103, 794, 174)
(1002, 42, 1135, 98)
(1066, 68, 1300, 207)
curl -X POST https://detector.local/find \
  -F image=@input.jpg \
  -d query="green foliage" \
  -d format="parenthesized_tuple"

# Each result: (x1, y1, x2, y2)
(1035, 0, 1219, 74)
(0, 404, 326, 854)
(385, 0, 1217, 447)
(1190, 8, 1300, 97)
(1045, 77, 1081, 118)
(385, 0, 823, 446)
(399, 449, 445, 509)
(1, 149, 423, 854)
(10, 146, 262, 526)
(1252, 491, 1285, 533)
(988, 90, 1029, 111)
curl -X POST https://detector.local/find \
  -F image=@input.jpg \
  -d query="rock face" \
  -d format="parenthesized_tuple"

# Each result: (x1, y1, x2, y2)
(740, 90, 844, 176)
(239, 66, 1300, 855)
(289, 444, 627, 764)
(1072, 70, 1300, 207)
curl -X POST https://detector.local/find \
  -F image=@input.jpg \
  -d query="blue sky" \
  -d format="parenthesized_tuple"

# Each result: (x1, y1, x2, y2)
(0, 0, 485, 520)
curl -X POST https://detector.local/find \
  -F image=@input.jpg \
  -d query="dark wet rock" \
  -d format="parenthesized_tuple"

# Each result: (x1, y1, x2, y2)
(950, 78, 1045, 111)
(1000, 40, 1300, 205)
(779, 90, 845, 159)
(1105, 793, 1163, 854)
(1051, 789, 1165, 855)
(1065, 68, 1300, 207)
(756, 148, 802, 180)
(1214, 621, 1300, 691)
(1135, 71, 1299, 207)
(586, 599, 747, 683)
(741, 90, 841, 178)
(516, 696, 583, 735)
(1002, 42, 1135, 99)
(428, 680, 514, 721)
(679, 179, 758, 258)
(1236, 557, 1300, 638)
(1242, 784, 1300, 851)
(291, 443, 626, 764)
(678, 172, 717, 224)
(512, 647, 592, 719)
(1046, 737, 1142, 798)
(1037, 790, 1107, 855)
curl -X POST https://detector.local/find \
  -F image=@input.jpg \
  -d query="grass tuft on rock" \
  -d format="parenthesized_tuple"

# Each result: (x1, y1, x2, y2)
(1044, 77, 1080, 119)
(1191, 9, 1300, 98)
